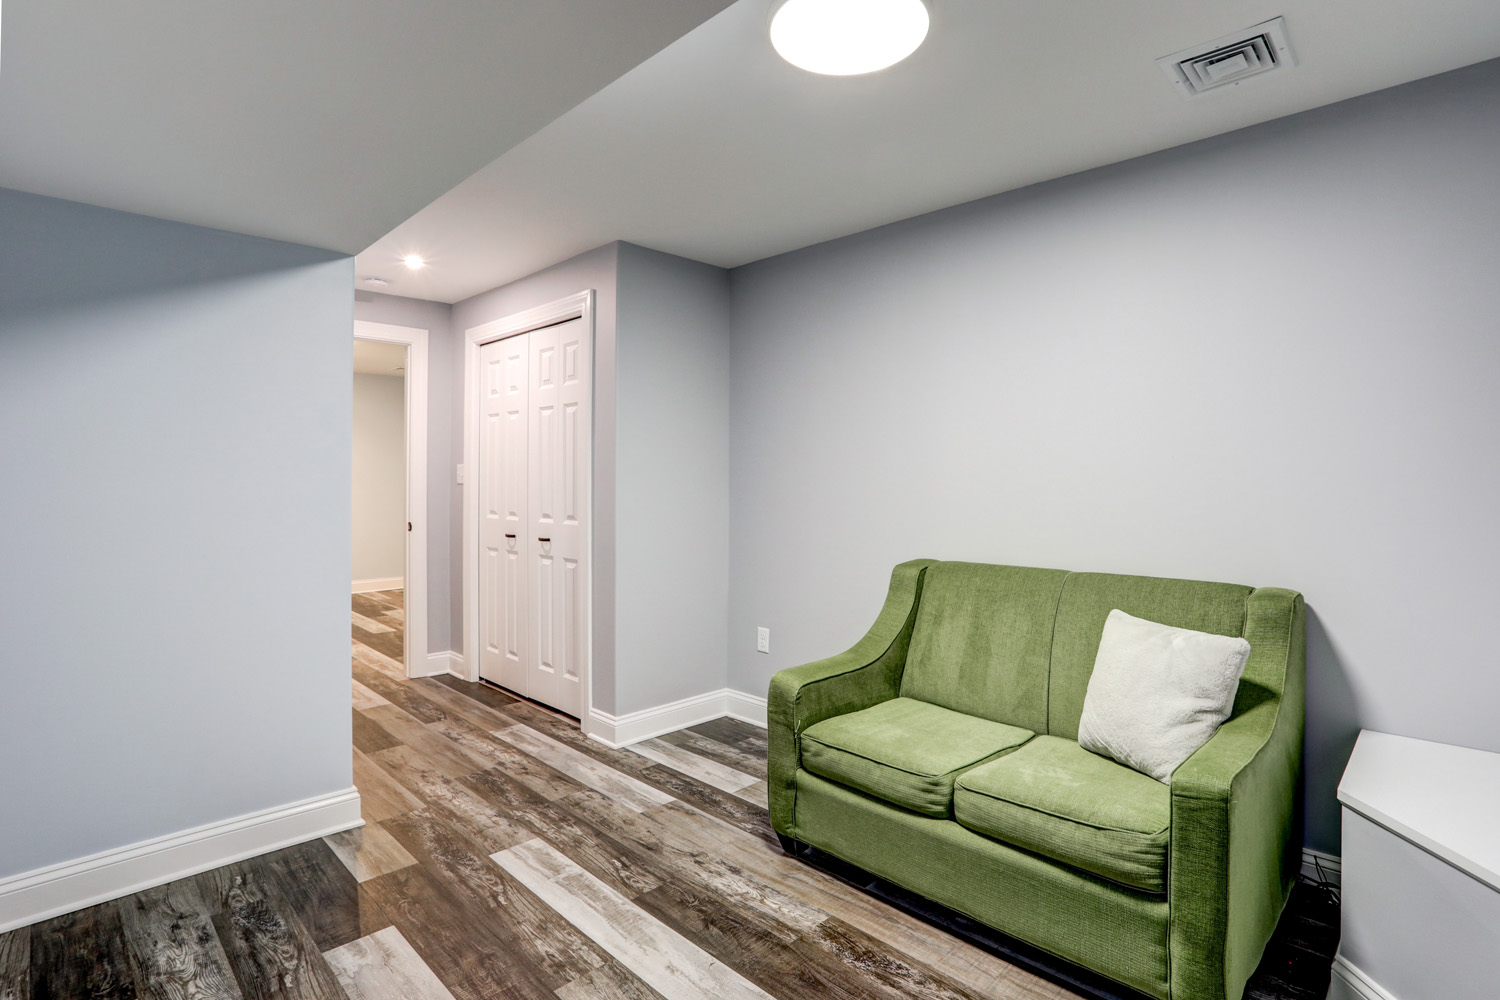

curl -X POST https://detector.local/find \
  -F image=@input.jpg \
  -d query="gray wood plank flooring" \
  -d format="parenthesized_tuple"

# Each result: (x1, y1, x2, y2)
(1, 590, 1337, 1000)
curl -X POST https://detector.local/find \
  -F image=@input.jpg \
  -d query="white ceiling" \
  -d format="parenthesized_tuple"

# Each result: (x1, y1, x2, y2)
(0, 0, 733, 254)
(358, 0, 1500, 303)
(353, 340, 407, 377)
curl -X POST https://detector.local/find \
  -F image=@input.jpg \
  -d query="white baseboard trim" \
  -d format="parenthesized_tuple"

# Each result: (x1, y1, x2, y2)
(1328, 955, 1399, 1000)
(588, 688, 768, 748)
(0, 787, 362, 933)
(352, 577, 404, 594)
(417, 650, 463, 679)
(1302, 846, 1342, 885)
(725, 689, 768, 728)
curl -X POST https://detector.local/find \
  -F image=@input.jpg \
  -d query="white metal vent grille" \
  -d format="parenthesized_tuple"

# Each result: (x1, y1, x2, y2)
(1159, 18, 1295, 97)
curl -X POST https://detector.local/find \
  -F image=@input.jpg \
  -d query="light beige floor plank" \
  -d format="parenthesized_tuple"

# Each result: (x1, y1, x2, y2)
(492, 724, 674, 813)
(323, 823, 417, 882)
(628, 739, 759, 794)
(493, 838, 775, 1000)
(729, 779, 769, 809)
(352, 642, 406, 681)
(351, 611, 394, 634)
(323, 926, 456, 1000)
(351, 679, 390, 711)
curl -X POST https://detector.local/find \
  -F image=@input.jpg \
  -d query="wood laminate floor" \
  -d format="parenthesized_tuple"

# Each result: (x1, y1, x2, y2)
(0, 590, 1338, 1000)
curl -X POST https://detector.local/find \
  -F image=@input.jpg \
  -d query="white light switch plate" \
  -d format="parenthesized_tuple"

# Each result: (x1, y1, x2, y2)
(456, 464, 465, 485)
(756, 627, 770, 654)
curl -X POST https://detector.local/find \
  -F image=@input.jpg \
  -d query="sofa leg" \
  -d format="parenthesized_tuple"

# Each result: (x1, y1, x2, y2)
(776, 833, 805, 857)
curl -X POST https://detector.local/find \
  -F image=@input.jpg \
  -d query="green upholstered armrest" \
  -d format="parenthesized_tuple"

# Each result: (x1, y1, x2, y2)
(766, 558, 933, 837)
(1168, 588, 1305, 1000)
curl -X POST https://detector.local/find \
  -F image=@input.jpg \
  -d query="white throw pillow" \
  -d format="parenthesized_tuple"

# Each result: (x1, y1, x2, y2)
(1077, 609, 1251, 783)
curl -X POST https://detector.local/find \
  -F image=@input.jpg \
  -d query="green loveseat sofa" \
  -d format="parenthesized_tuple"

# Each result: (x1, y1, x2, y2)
(768, 560, 1305, 1000)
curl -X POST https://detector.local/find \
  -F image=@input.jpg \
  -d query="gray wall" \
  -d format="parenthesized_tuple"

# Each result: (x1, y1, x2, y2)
(0, 188, 353, 878)
(615, 244, 731, 715)
(354, 292, 457, 654)
(726, 59, 1500, 854)
(352, 374, 406, 582)
(453, 244, 621, 711)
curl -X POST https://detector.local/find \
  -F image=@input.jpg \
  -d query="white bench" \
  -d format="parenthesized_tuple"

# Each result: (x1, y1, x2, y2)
(1329, 730, 1500, 1000)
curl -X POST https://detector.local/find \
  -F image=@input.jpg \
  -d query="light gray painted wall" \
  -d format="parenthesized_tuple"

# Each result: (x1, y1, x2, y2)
(727, 59, 1500, 854)
(453, 245, 621, 711)
(352, 374, 406, 582)
(614, 244, 731, 715)
(354, 291, 456, 654)
(0, 188, 353, 878)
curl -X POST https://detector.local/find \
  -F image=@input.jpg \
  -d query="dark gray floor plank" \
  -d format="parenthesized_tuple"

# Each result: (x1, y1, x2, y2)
(687, 717, 769, 756)
(359, 863, 551, 1000)
(368, 744, 538, 852)
(195, 862, 346, 1000)
(431, 675, 521, 712)
(0, 928, 27, 1000)
(116, 880, 244, 1000)
(29, 903, 142, 1000)
(259, 841, 378, 953)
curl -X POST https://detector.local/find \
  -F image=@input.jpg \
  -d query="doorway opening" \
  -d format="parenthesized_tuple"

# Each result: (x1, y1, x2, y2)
(352, 320, 429, 679)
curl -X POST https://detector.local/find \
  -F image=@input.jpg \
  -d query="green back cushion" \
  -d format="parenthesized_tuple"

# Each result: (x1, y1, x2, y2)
(900, 562, 1069, 730)
(1047, 572, 1252, 739)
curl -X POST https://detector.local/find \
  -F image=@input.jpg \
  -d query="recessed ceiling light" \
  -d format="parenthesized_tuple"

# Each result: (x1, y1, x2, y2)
(361, 276, 390, 287)
(770, 0, 930, 76)
(403, 254, 427, 270)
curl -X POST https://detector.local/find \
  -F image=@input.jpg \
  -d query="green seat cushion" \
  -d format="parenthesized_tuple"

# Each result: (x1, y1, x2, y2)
(954, 735, 1171, 893)
(800, 698, 1033, 817)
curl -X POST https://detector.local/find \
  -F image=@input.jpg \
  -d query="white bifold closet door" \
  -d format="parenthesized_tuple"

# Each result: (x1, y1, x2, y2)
(477, 318, 588, 718)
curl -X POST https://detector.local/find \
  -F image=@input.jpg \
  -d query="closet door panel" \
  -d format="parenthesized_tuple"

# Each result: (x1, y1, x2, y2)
(478, 335, 529, 693)
(528, 318, 587, 718)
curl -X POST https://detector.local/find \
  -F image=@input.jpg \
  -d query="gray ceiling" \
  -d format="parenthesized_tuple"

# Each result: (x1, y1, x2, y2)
(4, 0, 1497, 303)
(0, 0, 733, 253)
(358, 0, 1500, 303)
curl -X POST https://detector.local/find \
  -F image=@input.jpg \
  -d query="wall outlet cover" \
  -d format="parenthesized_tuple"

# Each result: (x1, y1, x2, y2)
(756, 627, 770, 654)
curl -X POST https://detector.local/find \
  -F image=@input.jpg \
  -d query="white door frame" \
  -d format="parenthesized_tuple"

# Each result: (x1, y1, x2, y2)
(463, 291, 595, 735)
(354, 320, 429, 679)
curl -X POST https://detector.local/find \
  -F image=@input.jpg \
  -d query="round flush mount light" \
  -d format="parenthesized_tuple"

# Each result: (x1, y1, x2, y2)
(770, 0, 930, 76)
(361, 276, 390, 288)
(403, 254, 426, 270)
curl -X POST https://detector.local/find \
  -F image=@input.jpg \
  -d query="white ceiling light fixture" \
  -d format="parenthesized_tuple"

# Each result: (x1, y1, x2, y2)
(403, 253, 427, 270)
(770, 0, 930, 76)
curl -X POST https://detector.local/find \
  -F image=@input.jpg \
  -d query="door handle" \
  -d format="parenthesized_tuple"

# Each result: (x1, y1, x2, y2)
(504, 533, 516, 539)
(538, 537, 551, 543)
